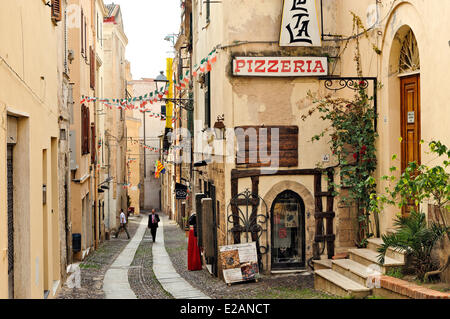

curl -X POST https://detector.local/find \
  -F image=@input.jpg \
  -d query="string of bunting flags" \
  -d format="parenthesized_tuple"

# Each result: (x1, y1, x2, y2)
(129, 138, 184, 154)
(174, 47, 219, 90)
(79, 48, 219, 106)
(80, 83, 170, 109)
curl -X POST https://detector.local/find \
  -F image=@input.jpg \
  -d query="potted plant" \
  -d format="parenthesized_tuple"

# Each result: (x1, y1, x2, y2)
(371, 141, 450, 282)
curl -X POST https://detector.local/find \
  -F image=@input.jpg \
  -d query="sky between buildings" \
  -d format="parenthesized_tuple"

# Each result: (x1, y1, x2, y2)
(110, 0, 181, 80)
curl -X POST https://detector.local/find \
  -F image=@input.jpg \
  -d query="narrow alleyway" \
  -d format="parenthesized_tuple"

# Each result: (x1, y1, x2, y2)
(57, 212, 335, 299)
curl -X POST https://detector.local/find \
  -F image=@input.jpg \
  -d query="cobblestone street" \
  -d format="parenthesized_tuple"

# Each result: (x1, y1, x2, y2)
(56, 216, 141, 299)
(162, 216, 337, 299)
(57, 212, 336, 299)
(128, 227, 172, 299)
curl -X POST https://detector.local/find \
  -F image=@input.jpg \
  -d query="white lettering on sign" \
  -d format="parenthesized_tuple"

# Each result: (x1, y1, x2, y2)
(233, 57, 327, 77)
(407, 111, 415, 124)
(280, 0, 322, 47)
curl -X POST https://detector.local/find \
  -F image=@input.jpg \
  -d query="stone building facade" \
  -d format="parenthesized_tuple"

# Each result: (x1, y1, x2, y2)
(164, 0, 450, 278)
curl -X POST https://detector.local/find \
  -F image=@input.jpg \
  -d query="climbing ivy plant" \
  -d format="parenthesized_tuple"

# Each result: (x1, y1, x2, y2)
(302, 82, 378, 248)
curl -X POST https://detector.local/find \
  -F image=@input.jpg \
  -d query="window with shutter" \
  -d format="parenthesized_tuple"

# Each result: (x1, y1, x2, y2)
(91, 123, 96, 164)
(81, 9, 84, 55)
(64, 8, 68, 73)
(81, 105, 91, 155)
(86, 108, 90, 154)
(206, 0, 210, 23)
(81, 105, 86, 154)
(204, 73, 211, 128)
(84, 18, 87, 58)
(51, 0, 62, 22)
(90, 46, 95, 89)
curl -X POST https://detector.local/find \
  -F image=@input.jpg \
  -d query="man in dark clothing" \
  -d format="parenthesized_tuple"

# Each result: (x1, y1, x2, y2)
(148, 209, 160, 242)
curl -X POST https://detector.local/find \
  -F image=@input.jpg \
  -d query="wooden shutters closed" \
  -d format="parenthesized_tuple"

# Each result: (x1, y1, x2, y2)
(90, 46, 95, 89)
(235, 126, 299, 167)
(51, 0, 62, 22)
(81, 9, 84, 55)
(81, 105, 90, 155)
(91, 123, 96, 164)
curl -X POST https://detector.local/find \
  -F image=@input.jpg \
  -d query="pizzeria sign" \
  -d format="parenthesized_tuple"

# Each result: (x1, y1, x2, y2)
(233, 56, 327, 77)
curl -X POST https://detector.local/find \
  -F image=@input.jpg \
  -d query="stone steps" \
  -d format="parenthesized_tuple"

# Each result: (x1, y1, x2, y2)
(312, 259, 332, 270)
(313, 235, 409, 298)
(349, 248, 404, 273)
(314, 269, 372, 299)
(331, 258, 381, 287)
(367, 238, 406, 263)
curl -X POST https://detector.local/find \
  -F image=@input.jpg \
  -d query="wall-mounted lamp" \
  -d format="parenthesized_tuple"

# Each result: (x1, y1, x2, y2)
(213, 114, 225, 140)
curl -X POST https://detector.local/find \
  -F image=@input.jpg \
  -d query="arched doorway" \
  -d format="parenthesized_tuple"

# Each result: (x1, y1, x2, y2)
(398, 29, 421, 215)
(271, 190, 305, 270)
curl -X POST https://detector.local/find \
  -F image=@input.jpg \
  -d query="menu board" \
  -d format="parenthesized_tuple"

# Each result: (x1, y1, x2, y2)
(219, 242, 259, 284)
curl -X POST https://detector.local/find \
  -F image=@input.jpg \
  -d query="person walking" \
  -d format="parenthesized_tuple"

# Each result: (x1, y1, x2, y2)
(148, 209, 160, 242)
(116, 209, 131, 239)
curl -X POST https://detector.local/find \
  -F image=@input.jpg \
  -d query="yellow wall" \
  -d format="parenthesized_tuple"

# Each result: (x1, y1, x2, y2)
(103, 7, 129, 230)
(0, 0, 61, 298)
(68, 0, 97, 260)
(126, 117, 141, 215)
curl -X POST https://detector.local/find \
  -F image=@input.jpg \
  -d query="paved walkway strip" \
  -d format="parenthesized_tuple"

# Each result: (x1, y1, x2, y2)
(152, 215, 211, 299)
(103, 216, 147, 299)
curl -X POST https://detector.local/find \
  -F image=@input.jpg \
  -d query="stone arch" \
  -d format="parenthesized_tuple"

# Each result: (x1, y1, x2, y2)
(262, 180, 315, 270)
(263, 181, 315, 215)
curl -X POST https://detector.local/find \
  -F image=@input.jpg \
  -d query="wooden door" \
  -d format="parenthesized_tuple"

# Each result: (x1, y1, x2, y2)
(400, 74, 421, 215)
